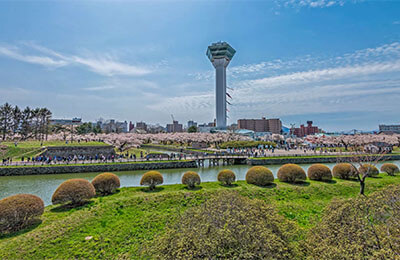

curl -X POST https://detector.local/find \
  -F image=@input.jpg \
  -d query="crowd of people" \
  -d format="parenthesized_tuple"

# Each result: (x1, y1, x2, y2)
(1, 151, 194, 166)
(225, 145, 353, 157)
(1, 144, 359, 167)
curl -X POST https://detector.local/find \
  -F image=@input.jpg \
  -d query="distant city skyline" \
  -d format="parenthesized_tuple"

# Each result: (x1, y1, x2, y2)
(1, 0, 400, 131)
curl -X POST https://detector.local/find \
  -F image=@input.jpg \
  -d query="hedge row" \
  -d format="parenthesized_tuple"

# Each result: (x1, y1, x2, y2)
(2, 162, 398, 234)
(0, 172, 121, 234)
(52, 172, 121, 206)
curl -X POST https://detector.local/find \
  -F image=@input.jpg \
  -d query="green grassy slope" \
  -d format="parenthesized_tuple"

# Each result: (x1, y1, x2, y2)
(0, 175, 399, 259)
(0, 146, 43, 161)
(1, 141, 107, 148)
(0, 141, 108, 161)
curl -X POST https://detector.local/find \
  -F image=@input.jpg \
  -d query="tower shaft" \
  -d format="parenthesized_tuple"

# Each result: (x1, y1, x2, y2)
(213, 58, 229, 128)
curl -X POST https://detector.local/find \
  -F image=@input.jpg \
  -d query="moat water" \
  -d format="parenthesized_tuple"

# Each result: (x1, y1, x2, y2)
(0, 161, 398, 205)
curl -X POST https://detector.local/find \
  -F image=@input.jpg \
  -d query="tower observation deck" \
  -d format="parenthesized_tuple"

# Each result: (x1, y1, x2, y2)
(206, 42, 236, 129)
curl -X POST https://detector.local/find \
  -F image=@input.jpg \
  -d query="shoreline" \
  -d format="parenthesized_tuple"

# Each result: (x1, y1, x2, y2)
(1, 154, 400, 176)
(0, 160, 197, 176)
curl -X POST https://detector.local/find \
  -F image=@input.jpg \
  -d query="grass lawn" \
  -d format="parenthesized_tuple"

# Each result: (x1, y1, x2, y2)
(0, 146, 43, 161)
(392, 146, 400, 153)
(186, 148, 215, 154)
(1, 141, 107, 148)
(115, 147, 148, 157)
(0, 174, 399, 259)
(142, 143, 185, 149)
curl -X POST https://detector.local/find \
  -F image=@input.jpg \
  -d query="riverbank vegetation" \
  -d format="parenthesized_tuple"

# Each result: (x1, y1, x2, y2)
(0, 173, 399, 259)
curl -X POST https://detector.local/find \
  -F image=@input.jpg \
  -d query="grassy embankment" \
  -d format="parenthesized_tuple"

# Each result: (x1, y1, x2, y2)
(0, 141, 108, 162)
(0, 174, 399, 259)
(115, 147, 148, 157)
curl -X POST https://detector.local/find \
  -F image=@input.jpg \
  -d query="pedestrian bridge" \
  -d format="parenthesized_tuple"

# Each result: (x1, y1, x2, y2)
(191, 155, 248, 166)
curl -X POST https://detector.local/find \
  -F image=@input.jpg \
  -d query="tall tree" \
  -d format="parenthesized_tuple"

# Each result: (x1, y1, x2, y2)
(20, 107, 32, 140)
(0, 103, 13, 140)
(42, 108, 52, 141)
(11, 105, 22, 136)
(31, 108, 41, 140)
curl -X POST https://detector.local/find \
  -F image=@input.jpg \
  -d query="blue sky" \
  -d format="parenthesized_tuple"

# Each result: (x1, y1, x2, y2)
(0, 0, 399, 131)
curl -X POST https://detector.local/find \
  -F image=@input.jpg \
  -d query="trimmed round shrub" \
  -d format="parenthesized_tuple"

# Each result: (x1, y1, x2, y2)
(91, 172, 120, 195)
(307, 164, 332, 181)
(359, 164, 379, 177)
(182, 171, 201, 189)
(277, 164, 307, 183)
(140, 171, 164, 190)
(217, 169, 236, 186)
(0, 194, 44, 233)
(52, 179, 96, 206)
(245, 166, 274, 186)
(332, 163, 357, 179)
(381, 163, 399, 176)
(149, 191, 299, 259)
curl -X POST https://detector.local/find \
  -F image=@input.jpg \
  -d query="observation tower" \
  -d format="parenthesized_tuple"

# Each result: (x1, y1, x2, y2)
(206, 42, 236, 129)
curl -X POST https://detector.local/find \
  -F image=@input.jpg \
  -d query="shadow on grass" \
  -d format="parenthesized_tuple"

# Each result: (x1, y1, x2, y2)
(218, 183, 239, 188)
(0, 219, 42, 239)
(253, 183, 277, 189)
(339, 178, 359, 182)
(183, 186, 203, 191)
(321, 179, 337, 184)
(50, 200, 94, 213)
(95, 189, 120, 198)
(287, 181, 310, 187)
(141, 186, 165, 193)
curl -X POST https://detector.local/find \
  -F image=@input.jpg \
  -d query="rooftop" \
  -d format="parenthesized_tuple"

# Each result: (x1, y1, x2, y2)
(206, 41, 236, 61)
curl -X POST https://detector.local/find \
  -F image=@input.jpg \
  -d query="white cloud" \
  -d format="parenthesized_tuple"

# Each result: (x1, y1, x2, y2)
(71, 56, 151, 76)
(393, 21, 400, 25)
(82, 79, 160, 93)
(280, 0, 361, 8)
(0, 46, 67, 67)
(0, 43, 152, 76)
(192, 42, 400, 82)
(241, 60, 400, 91)
(83, 85, 117, 91)
(155, 42, 400, 122)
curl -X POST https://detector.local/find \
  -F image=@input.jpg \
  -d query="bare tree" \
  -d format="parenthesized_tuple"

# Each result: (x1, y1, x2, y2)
(339, 150, 387, 195)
